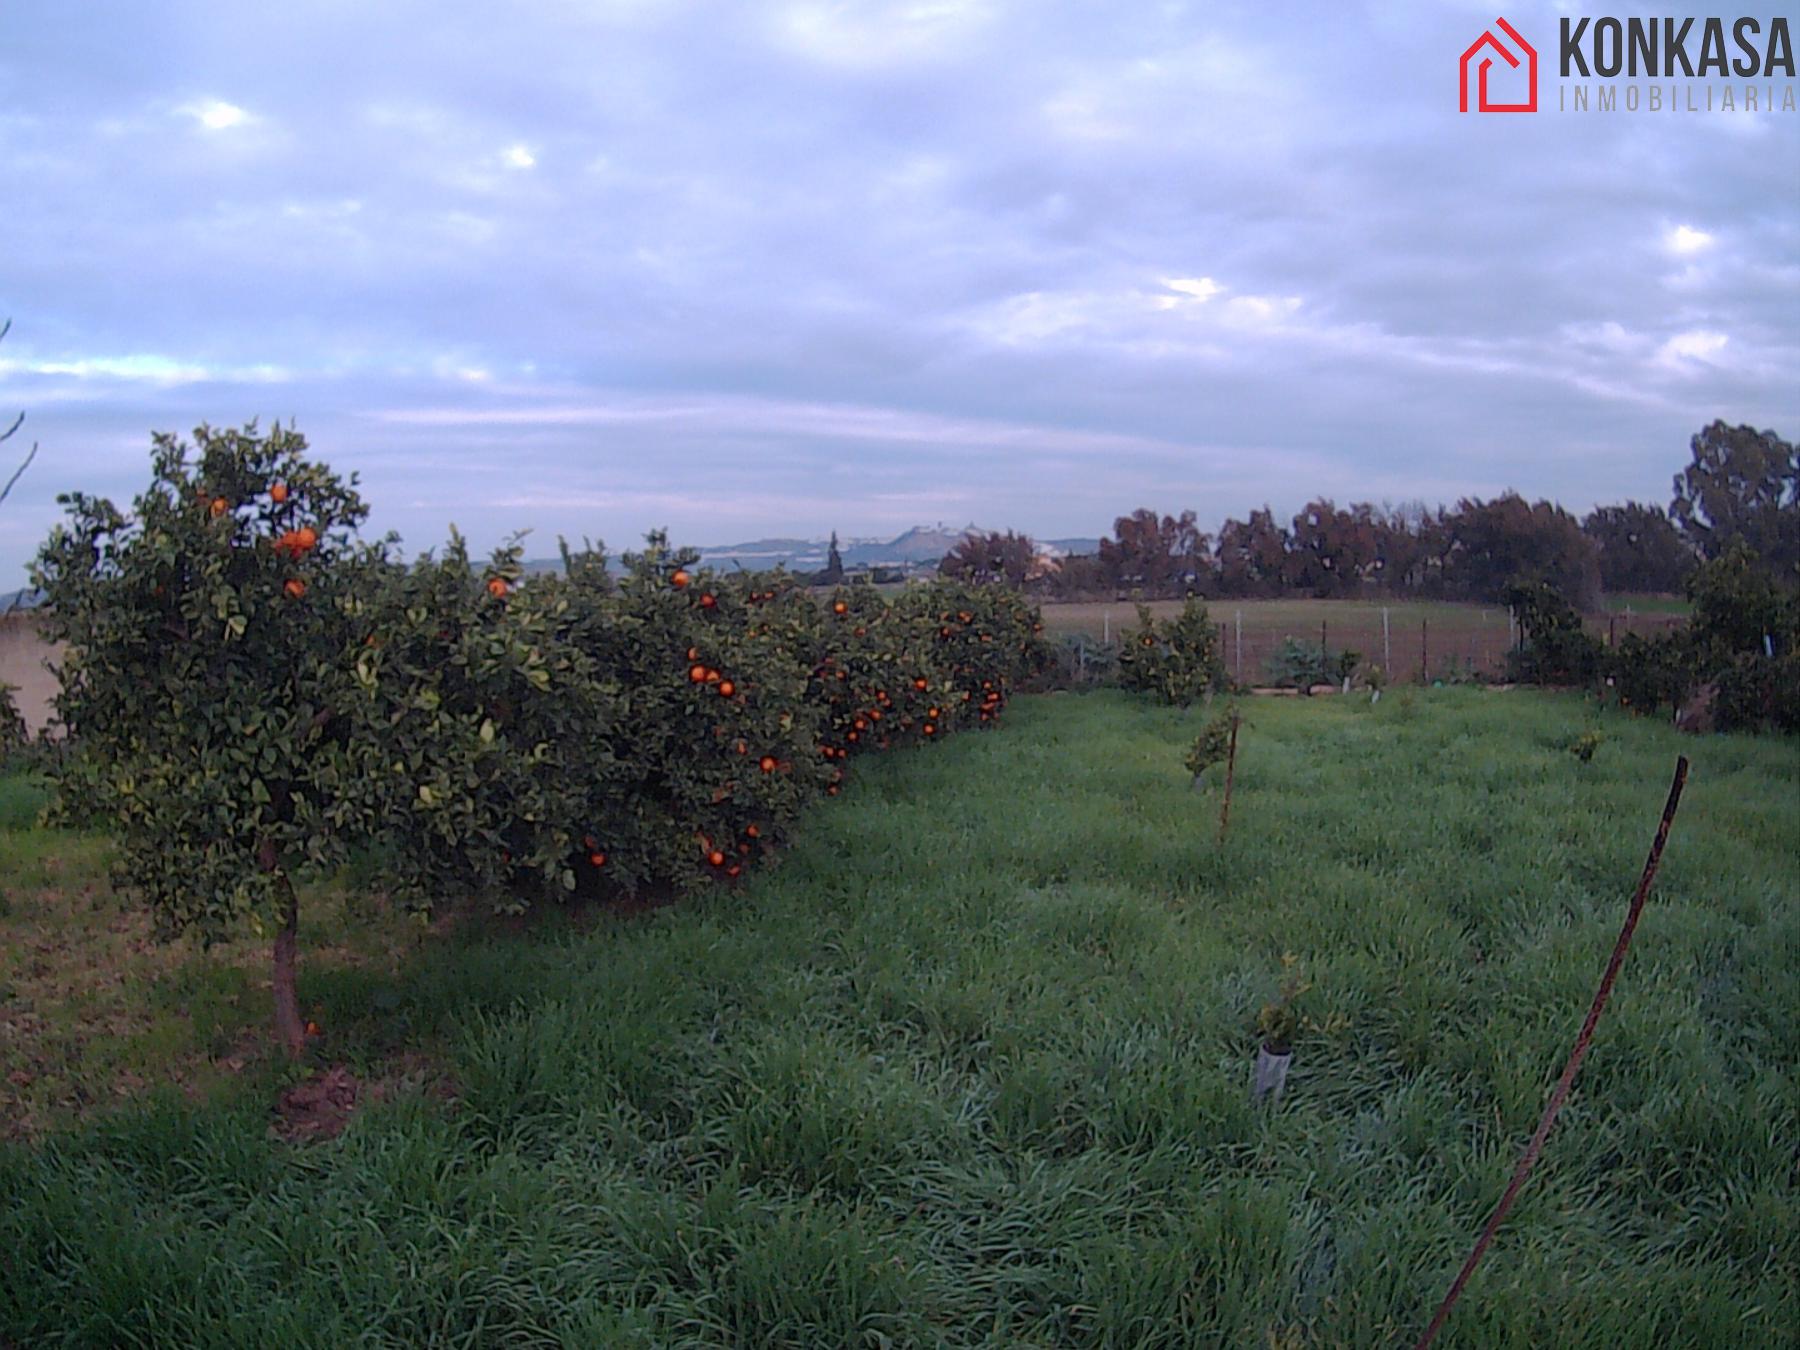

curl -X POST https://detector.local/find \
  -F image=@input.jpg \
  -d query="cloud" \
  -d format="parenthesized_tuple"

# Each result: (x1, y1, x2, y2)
(181, 99, 253, 131)
(1665, 224, 1715, 255)
(1656, 330, 1729, 367)
(0, 351, 288, 385)
(1157, 277, 1222, 307)
(0, 0, 1794, 580)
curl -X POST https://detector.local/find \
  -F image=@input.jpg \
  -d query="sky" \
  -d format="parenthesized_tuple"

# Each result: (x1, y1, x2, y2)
(1, 0, 1795, 580)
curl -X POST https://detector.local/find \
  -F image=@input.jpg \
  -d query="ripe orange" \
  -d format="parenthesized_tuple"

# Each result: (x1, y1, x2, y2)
(672, 569, 691, 588)
(745, 824, 760, 838)
(923, 723, 936, 736)
(589, 852, 606, 867)
(833, 601, 847, 614)
(687, 646, 700, 660)
(284, 578, 307, 599)
(305, 1020, 320, 1037)
(295, 525, 317, 552)
(700, 593, 717, 609)
(913, 678, 928, 691)
(270, 482, 289, 504)
(209, 497, 229, 518)
(689, 664, 707, 683)
(708, 849, 726, 867)
(726, 863, 743, 878)
(759, 756, 777, 772)
(717, 680, 735, 697)
(487, 577, 509, 598)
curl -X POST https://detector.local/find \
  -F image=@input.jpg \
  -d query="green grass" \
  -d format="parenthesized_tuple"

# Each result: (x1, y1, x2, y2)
(1, 691, 1795, 1347)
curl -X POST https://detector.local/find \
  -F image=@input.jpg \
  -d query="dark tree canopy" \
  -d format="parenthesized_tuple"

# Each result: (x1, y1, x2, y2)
(1442, 493, 1600, 609)
(1285, 499, 1380, 598)
(1215, 508, 1291, 599)
(818, 530, 845, 585)
(939, 529, 1035, 587)
(1670, 421, 1799, 579)
(1098, 508, 1209, 593)
(1582, 502, 1694, 595)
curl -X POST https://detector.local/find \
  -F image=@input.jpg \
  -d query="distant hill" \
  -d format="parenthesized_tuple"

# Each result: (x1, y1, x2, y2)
(523, 527, 1101, 576)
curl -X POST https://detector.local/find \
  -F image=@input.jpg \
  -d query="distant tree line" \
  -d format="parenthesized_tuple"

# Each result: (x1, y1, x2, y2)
(940, 421, 1797, 609)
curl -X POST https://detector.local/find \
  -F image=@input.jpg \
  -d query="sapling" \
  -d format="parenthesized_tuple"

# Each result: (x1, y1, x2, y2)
(1253, 953, 1310, 1103)
(1568, 729, 1604, 763)
(1184, 704, 1237, 790)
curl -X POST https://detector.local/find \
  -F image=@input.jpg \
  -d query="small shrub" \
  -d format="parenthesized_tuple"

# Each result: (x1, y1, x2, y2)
(1713, 652, 1783, 733)
(1502, 579, 1602, 686)
(1567, 729, 1604, 763)
(1264, 640, 1369, 690)
(1049, 633, 1118, 688)
(1257, 953, 1310, 1054)
(1184, 706, 1237, 785)
(0, 682, 26, 768)
(1118, 598, 1224, 706)
(1606, 631, 1692, 717)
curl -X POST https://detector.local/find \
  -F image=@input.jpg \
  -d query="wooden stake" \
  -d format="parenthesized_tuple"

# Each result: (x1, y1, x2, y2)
(1412, 756, 1690, 1350)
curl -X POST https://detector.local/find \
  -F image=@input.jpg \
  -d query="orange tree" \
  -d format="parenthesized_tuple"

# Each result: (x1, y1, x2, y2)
(1117, 596, 1225, 706)
(554, 534, 831, 893)
(340, 533, 631, 912)
(805, 584, 954, 761)
(896, 580, 1051, 727)
(31, 424, 370, 1056)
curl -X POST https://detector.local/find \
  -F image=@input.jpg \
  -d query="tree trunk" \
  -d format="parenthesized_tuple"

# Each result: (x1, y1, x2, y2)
(272, 878, 304, 1058)
(258, 835, 305, 1059)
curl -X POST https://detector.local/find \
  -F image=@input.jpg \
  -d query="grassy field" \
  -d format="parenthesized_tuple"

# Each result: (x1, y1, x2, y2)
(1038, 598, 1687, 683)
(1, 690, 1795, 1346)
(1038, 597, 1688, 639)
(1037, 598, 1514, 640)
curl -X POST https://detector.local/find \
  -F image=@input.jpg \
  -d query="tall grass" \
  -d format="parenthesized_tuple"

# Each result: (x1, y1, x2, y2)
(1, 689, 1794, 1346)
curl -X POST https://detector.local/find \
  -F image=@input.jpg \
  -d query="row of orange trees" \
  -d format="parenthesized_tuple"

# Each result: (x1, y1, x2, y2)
(32, 425, 1050, 1053)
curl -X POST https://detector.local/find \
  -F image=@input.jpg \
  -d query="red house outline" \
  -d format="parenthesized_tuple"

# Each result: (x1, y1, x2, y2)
(1459, 17, 1537, 113)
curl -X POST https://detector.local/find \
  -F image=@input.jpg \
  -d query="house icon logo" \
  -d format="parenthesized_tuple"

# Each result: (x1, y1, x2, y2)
(1459, 17, 1538, 112)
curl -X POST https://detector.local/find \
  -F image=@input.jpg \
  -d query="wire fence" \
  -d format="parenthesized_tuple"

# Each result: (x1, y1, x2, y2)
(1054, 604, 1687, 686)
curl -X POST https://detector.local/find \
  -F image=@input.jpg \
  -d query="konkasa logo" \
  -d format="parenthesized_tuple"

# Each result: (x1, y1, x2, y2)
(1460, 17, 1538, 112)
(1459, 14, 1796, 115)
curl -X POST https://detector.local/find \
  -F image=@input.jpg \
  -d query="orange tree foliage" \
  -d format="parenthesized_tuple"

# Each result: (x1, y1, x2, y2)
(33, 426, 1052, 1048)
(32, 425, 374, 1054)
(1116, 597, 1225, 706)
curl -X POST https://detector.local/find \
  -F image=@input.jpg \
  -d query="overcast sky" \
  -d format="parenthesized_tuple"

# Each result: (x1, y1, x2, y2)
(1, 0, 1795, 579)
